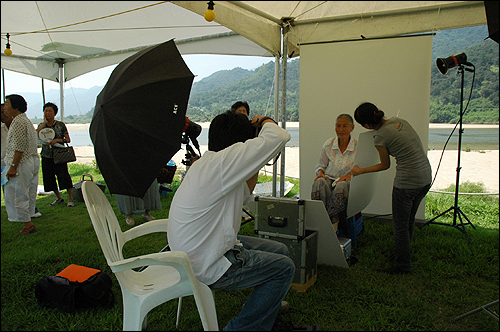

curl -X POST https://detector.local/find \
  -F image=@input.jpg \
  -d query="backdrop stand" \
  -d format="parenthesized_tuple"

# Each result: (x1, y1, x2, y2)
(454, 299, 499, 322)
(423, 63, 475, 244)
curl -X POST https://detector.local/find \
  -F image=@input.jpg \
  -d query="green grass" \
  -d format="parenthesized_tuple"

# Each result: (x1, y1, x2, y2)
(1, 163, 498, 331)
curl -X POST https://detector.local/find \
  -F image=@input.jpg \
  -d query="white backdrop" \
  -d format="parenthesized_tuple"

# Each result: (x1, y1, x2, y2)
(298, 35, 433, 218)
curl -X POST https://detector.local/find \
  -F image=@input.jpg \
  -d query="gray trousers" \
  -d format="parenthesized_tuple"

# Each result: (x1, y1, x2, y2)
(311, 177, 350, 229)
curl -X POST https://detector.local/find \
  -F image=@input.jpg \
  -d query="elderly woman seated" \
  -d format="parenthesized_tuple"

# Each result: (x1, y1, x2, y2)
(311, 114, 357, 234)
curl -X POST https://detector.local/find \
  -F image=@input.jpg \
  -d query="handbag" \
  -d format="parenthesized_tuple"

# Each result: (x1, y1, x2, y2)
(53, 143, 77, 164)
(73, 174, 106, 202)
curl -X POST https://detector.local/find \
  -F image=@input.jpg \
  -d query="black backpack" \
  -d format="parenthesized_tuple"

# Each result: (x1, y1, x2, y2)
(35, 270, 115, 313)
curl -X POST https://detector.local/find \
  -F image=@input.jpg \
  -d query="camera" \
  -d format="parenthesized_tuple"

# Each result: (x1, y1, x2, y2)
(182, 117, 201, 151)
(181, 117, 202, 168)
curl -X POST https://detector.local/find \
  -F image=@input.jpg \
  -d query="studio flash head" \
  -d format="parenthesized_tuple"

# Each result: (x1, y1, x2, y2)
(436, 53, 468, 75)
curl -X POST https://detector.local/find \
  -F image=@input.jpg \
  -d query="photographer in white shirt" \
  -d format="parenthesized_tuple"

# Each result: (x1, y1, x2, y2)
(168, 111, 294, 331)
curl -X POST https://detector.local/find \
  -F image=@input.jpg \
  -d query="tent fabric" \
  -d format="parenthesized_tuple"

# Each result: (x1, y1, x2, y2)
(0, 1, 272, 82)
(1, 1, 487, 82)
(173, 1, 487, 58)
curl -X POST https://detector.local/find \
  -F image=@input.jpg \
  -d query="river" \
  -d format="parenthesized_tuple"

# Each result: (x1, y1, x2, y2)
(67, 124, 499, 150)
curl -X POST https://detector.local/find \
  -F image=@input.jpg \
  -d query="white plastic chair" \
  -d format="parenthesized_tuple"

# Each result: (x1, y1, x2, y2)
(82, 181, 218, 331)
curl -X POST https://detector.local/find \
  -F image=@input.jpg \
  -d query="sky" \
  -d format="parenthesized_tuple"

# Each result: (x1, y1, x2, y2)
(1, 54, 274, 95)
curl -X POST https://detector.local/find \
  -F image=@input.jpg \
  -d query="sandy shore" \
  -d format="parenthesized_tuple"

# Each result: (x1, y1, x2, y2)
(71, 145, 499, 193)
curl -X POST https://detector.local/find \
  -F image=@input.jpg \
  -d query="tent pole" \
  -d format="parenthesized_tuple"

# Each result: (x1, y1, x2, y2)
(41, 78, 46, 105)
(57, 59, 65, 122)
(280, 25, 289, 197)
(2, 69, 5, 103)
(272, 55, 280, 197)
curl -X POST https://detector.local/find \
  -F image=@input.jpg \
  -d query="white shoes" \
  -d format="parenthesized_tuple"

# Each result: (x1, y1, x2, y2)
(50, 198, 64, 206)
(125, 215, 135, 226)
(31, 207, 42, 218)
(126, 213, 155, 226)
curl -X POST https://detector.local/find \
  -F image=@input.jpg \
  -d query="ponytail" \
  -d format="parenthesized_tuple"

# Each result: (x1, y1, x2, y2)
(354, 102, 384, 126)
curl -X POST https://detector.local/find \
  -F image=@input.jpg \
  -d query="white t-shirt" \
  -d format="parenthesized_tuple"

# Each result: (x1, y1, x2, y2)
(167, 122, 291, 285)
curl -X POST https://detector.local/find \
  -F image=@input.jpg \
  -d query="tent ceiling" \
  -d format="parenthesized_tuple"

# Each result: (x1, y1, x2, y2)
(1, 1, 487, 82)
(174, 1, 487, 57)
(0, 1, 273, 82)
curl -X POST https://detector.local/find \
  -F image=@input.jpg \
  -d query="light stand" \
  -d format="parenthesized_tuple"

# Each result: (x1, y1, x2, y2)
(424, 54, 476, 244)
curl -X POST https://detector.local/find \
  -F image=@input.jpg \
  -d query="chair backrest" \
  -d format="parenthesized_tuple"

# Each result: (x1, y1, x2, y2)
(82, 181, 126, 265)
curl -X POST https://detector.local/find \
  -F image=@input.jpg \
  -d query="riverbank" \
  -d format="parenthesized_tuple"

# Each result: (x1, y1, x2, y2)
(62, 122, 499, 131)
(70, 145, 499, 193)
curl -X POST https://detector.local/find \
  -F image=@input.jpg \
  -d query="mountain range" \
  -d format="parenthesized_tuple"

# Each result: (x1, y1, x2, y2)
(22, 25, 497, 124)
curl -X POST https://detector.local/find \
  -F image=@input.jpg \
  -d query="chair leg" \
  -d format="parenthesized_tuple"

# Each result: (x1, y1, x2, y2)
(176, 297, 183, 326)
(194, 288, 219, 331)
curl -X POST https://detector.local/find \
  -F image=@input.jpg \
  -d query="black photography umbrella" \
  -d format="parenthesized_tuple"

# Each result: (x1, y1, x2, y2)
(90, 39, 194, 198)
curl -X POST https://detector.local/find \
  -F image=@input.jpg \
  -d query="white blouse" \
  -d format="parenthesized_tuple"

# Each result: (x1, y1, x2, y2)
(315, 136, 357, 179)
(4, 113, 38, 166)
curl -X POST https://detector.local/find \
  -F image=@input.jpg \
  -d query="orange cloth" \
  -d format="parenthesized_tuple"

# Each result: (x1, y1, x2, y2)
(56, 264, 100, 282)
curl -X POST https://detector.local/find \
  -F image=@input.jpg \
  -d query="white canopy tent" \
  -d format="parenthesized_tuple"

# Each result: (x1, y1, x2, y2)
(1, 1, 489, 196)
(1, 1, 487, 80)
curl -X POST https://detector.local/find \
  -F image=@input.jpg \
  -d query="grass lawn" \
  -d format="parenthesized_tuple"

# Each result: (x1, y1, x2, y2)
(1, 162, 498, 331)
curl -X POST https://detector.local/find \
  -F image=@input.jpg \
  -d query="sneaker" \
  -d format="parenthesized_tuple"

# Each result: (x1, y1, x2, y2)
(159, 184, 173, 192)
(67, 201, 75, 207)
(31, 211, 42, 218)
(50, 198, 64, 206)
(143, 213, 155, 222)
(125, 215, 135, 226)
(19, 225, 37, 236)
(279, 301, 290, 313)
(31, 207, 42, 218)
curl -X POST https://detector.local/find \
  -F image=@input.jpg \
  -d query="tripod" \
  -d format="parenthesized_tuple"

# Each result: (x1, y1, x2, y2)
(180, 132, 201, 171)
(424, 63, 476, 244)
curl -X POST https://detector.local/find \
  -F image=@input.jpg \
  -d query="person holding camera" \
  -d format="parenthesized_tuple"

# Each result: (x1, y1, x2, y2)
(351, 102, 431, 275)
(167, 111, 294, 331)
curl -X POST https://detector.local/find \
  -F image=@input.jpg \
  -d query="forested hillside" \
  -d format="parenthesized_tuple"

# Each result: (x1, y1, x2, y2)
(430, 39, 499, 123)
(187, 60, 299, 121)
(186, 25, 498, 124)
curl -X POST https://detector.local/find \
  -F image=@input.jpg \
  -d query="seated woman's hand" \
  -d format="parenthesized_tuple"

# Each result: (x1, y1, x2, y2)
(313, 170, 326, 183)
(339, 174, 351, 182)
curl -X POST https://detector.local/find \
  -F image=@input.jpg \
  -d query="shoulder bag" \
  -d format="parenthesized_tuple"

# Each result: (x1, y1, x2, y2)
(53, 143, 77, 164)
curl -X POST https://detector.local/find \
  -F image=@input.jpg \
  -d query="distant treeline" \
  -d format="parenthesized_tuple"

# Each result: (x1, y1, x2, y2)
(185, 38, 498, 124)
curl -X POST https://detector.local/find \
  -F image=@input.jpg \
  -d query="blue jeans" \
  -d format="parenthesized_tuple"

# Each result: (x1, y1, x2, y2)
(392, 184, 431, 272)
(209, 235, 295, 331)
